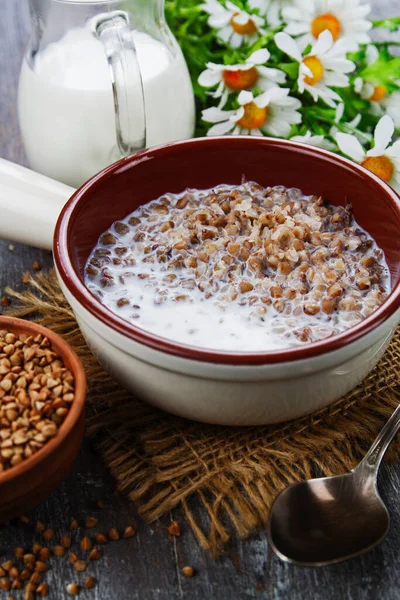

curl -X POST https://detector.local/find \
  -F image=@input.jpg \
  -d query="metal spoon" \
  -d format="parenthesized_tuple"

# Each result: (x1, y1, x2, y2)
(267, 403, 400, 566)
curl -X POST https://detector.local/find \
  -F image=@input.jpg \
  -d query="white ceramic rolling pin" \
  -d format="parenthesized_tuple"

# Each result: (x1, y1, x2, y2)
(0, 158, 75, 250)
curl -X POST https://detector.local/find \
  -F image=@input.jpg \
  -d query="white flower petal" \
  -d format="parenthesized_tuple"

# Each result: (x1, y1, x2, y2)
(258, 66, 287, 84)
(330, 124, 338, 138)
(207, 120, 236, 136)
(198, 69, 222, 87)
(324, 96, 339, 109)
(335, 103, 345, 123)
(274, 32, 302, 62)
(338, 40, 360, 53)
(277, 107, 302, 125)
(354, 77, 363, 94)
(209, 12, 232, 27)
(259, 86, 289, 107)
(349, 114, 362, 128)
(211, 80, 225, 99)
(202, 106, 234, 123)
(217, 88, 229, 109)
(291, 132, 336, 151)
(308, 82, 342, 104)
(238, 90, 255, 106)
(200, 0, 226, 16)
(384, 91, 400, 128)
(226, 1, 239, 12)
(250, 128, 264, 137)
(251, 14, 265, 27)
(230, 32, 243, 48)
(284, 21, 310, 35)
(230, 107, 244, 124)
(204, 61, 224, 72)
(310, 30, 333, 58)
(247, 48, 270, 65)
(368, 115, 395, 157)
(232, 11, 250, 25)
(325, 37, 353, 59)
(248, 0, 265, 10)
(386, 141, 400, 160)
(360, 82, 375, 100)
(296, 33, 315, 52)
(336, 132, 366, 163)
(224, 62, 247, 72)
(271, 92, 301, 109)
(323, 58, 355, 74)
(263, 117, 291, 138)
(299, 62, 313, 78)
(323, 71, 350, 87)
(353, 2, 372, 19)
(366, 45, 379, 65)
(218, 25, 233, 43)
(282, 6, 309, 22)
(263, 0, 284, 26)
(356, 32, 373, 45)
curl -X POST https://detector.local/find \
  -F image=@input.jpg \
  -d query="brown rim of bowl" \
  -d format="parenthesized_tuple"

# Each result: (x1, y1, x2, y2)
(0, 316, 86, 482)
(54, 136, 400, 366)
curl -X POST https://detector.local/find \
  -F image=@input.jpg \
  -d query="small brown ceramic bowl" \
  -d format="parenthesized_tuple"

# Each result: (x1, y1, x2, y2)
(0, 316, 86, 521)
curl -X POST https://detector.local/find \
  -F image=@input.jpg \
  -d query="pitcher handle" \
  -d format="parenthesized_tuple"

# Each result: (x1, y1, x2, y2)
(93, 11, 146, 156)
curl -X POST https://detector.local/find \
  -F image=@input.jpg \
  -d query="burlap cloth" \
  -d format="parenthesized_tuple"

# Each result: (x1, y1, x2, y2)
(5, 270, 400, 556)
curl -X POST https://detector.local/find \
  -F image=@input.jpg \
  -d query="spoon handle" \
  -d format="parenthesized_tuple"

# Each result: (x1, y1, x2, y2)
(354, 401, 400, 477)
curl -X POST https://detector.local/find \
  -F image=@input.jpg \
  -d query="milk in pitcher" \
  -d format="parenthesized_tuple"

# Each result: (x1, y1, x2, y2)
(18, 26, 195, 187)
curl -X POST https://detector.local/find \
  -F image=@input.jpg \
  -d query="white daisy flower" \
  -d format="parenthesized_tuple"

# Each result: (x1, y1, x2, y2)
(248, 0, 288, 27)
(202, 88, 302, 137)
(290, 130, 336, 151)
(200, 0, 265, 48)
(275, 30, 355, 108)
(198, 49, 286, 108)
(282, 0, 372, 52)
(354, 48, 400, 128)
(336, 115, 400, 193)
(354, 46, 384, 102)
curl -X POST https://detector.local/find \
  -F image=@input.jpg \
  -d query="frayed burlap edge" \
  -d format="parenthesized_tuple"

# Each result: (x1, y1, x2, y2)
(5, 270, 400, 556)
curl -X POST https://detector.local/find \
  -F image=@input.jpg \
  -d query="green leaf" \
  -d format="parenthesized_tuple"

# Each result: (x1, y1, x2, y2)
(371, 16, 400, 32)
(360, 56, 400, 87)
(278, 62, 299, 79)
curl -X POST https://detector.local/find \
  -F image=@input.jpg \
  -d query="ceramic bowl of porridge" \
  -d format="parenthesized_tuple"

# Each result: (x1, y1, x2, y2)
(47, 138, 400, 424)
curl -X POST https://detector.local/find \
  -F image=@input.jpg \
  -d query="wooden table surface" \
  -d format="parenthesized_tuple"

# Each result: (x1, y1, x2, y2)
(1, 1, 400, 598)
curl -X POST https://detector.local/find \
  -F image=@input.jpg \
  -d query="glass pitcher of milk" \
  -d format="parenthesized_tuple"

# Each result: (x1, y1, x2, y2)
(18, 0, 195, 187)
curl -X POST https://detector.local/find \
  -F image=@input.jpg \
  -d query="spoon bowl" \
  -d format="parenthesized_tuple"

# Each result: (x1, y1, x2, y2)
(267, 472, 390, 566)
(267, 403, 400, 566)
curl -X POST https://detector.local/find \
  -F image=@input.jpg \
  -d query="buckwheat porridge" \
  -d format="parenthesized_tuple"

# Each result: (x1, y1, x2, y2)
(84, 180, 390, 351)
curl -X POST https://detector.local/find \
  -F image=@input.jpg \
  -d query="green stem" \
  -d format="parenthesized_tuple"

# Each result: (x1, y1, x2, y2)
(371, 41, 400, 47)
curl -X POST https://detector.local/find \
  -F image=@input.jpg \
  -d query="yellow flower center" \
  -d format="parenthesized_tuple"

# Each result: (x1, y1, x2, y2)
(237, 102, 268, 129)
(361, 155, 394, 182)
(311, 13, 341, 41)
(223, 67, 259, 90)
(302, 56, 324, 86)
(230, 13, 258, 35)
(368, 85, 387, 102)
